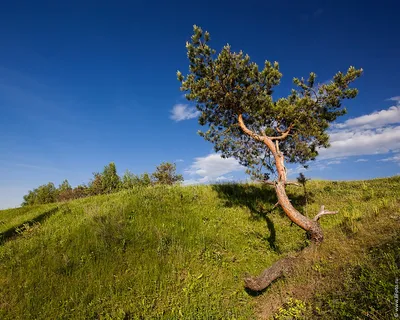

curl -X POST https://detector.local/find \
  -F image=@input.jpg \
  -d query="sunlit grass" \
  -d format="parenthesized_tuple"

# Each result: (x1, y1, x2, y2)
(0, 177, 399, 319)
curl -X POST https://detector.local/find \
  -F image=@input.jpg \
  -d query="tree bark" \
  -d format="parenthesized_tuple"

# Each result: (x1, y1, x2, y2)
(244, 257, 294, 291)
(237, 114, 335, 291)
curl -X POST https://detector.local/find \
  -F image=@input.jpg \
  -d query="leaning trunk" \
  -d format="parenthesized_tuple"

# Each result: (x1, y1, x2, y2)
(238, 114, 336, 291)
(244, 150, 324, 291)
(274, 181, 324, 243)
(269, 140, 324, 243)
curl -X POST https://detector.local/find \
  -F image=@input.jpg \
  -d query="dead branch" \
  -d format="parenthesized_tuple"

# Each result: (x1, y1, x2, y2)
(285, 181, 301, 187)
(244, 257, 294, 291)
(262, 180, 300, 187)
(313, 205, 338, 222)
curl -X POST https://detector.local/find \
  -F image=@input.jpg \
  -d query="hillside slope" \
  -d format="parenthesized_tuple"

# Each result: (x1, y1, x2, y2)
(0, 177, 399, 319)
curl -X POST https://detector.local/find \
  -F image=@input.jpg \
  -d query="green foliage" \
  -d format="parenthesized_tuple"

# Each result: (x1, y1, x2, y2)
(121, 171, 153, 189)
(88, 172, 104, 196)
(58, 180, 73, 202)
(138, 172, 152, 187)
(151, 162, 183, 185)
(101, 162, 121, 193)
(88, 162, 121, 196)
(72, 185, 89, 199)
(274, 298, 308, 319)
(121, 170, 137, 189)
(58, 179, 72, 193)
(178, 25, 362, 179)
(22, 182, 58, 206)
(21, 161, 179, 206)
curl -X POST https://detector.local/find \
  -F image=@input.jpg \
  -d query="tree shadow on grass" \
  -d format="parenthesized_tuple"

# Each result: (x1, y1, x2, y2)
(0, 206, 60, 245)
(212, 183, 313, 253)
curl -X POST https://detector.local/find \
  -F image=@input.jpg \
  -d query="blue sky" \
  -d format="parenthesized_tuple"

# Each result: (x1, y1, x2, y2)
(1, 0, 399, 209)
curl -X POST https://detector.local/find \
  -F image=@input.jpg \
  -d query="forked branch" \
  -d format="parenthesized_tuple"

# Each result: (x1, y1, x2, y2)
(263, 180, 300, 187)
(313, 205, 338, 222)
(270, 124, 294, 141)
(238, 114, 266, 142)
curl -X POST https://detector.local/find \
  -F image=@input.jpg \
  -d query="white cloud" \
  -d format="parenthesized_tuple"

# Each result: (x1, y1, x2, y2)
(327, 160, 341, 165)
(175, 159, 184, 163)
(287, 165, 307, 176)
(184, 153, 244, 184)
(378, 153, 400, 165)
(388, 96, 400, 102)
(334, 106, 400, 129)
(319, 125, 400, 159)
(170, 104, 200, 121)
(182, 179, 201, 186)
(355, 158, 368, 162)
(215, 175, 234, 182)
(318, 101, 400, 160)
(287, 160, 331, 178)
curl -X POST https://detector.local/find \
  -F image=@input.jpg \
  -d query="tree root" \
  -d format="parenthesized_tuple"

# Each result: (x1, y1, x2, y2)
(244, 257, 295, 292)
(244, 205, 338, 292)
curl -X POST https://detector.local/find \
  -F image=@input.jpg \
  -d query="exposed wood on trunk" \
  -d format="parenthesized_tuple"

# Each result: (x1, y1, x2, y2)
(313, 205, 339, 221)
(244, 257, 294, 292)
(238, 114, 338, 291)
(238, 113, 327, 242)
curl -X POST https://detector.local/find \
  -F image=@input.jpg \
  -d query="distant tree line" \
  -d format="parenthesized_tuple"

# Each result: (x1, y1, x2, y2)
(22, 162, 183, 206)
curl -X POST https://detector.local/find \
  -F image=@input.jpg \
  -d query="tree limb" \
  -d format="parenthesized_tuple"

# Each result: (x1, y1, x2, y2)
(313, 205, 338, 222)
(270, 124, 294, 141)
(263, 180, 300, 187)
(244, 257, 294, 291)
(238, 114, 266, 142)
(285, 181, 301, 187)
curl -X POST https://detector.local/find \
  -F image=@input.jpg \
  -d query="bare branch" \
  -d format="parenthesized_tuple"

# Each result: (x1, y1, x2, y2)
(285, 181, 301, 187)
(270, 123, 294, 141)
(313, 205, 338, 222)
(244, 257, 294, 291)
(261, 180, 300, 187)
(238, 114, 266, 142)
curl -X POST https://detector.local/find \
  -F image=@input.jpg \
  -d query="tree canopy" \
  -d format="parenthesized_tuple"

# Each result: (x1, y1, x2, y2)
(177, 25, 363, 290)
(178, 25, 363, 180)
(21, 161, 184, 206)
(152, 162, 183, 185)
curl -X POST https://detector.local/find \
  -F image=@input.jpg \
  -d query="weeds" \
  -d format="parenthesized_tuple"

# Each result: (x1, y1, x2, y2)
(0, 177, 399, 319)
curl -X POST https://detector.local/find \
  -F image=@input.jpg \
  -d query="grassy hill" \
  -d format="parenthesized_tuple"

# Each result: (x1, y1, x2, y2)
(0, 177, 399, 319)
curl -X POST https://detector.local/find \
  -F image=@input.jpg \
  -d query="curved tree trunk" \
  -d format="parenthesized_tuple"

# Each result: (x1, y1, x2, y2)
(272, 145, 324, 243)
(237, 114, 336, 291)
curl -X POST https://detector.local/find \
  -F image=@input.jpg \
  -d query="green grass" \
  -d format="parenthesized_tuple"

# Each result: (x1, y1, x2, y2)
(0, 204, 58, 235)
(0, 177, 399, 319)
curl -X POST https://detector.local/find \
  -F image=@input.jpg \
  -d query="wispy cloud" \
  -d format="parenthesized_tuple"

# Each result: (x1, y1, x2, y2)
(378, 153, 400, 165)
(333, 106, 400, 129)
(319, 125, 400, 159)
(388, 96, 400, 102)
(355, 158, 368, 162)
(170, 104, 200, 121)
(327, 160, 341, 165)
(14, 163, 62, 172)
(287, 165, 307, 176)
(287, 160, 331, 178)
(184, 153, 244, 184)
(318, 100, 400, 160)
